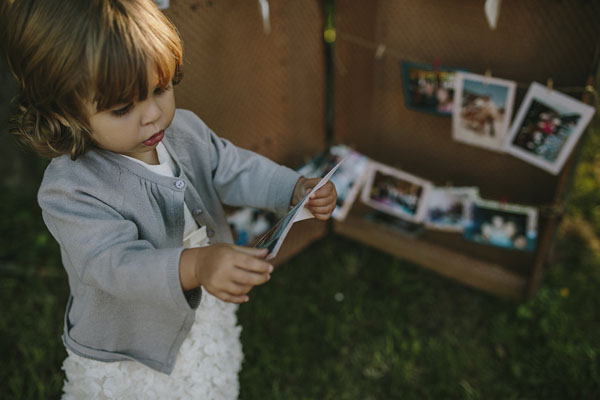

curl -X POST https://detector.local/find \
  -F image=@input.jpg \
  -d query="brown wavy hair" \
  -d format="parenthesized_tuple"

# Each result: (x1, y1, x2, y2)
(3, 0, 183, 159)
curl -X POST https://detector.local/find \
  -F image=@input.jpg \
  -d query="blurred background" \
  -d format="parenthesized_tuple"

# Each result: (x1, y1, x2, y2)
(2, 0, 600, 398)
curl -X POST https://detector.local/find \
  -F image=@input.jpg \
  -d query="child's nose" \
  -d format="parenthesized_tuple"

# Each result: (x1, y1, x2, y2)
(141, 99, 161, 126)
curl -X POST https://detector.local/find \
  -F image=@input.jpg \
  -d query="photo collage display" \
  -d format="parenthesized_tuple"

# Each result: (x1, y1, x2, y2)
(227, 63, 594, 254)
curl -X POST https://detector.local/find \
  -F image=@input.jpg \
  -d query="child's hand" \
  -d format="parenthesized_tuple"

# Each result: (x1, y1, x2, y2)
(292, 176, 338, 220)
(180, 244, 273, 303)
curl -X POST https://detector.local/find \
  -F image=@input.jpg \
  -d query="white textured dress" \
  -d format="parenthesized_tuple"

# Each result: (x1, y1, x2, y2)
(61, 143, 243, 399)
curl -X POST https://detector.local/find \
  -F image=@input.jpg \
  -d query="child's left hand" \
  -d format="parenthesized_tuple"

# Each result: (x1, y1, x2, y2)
(291, 177, 338, 220)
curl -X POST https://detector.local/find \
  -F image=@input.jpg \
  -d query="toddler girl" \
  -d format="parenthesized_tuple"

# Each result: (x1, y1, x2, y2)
(3, 0, 336, 398)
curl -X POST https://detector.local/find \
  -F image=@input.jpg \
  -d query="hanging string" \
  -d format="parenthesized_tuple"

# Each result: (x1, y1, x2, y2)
(336, 31, 596, 100)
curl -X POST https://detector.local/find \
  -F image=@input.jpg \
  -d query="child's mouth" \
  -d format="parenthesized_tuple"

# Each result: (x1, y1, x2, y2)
(143, 130, 164, 146)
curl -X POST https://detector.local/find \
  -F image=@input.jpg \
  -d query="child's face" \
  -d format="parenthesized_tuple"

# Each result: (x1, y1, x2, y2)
(86, 66, 176, 164)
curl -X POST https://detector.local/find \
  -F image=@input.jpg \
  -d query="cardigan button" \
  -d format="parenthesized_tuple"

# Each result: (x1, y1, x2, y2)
(192, 208, 202, 215)
(207, 228, 215, 238)
(174, 180, 186, 189)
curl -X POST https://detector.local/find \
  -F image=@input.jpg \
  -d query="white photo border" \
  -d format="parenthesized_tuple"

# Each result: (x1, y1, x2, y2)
(424, 186, 479, 232)
(504, 81, 595, 175)
(360, 161, 432, 223)
(464, 197, 538, 252)
(452, 71, 517, 152)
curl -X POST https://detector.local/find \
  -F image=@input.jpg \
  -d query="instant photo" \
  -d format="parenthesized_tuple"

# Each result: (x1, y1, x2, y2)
(505, 82, 595, 175)
(424, 187, 479, 231)
(255, 157, 345, 259)
(328, 145, 370, 221)
(464, 199, 537, 252)
(401, 61, 461, 116)
(452, 72, 516, 152)
(296, 145, 369, 221)
(361, 162, 432, 222)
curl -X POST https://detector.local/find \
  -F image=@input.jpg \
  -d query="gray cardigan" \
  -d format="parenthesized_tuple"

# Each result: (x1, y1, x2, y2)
(38, 109, 300, 374)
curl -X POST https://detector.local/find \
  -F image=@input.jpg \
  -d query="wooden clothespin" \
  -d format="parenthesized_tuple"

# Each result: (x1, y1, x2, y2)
(375, 44, 386, 60)
(546, 78, 554, 94)
(499, 196, 508, 208)
(258, 0, 271, 34)
(484, 69, 492, 86)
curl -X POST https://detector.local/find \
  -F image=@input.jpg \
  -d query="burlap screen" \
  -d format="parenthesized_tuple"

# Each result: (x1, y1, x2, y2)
(333, 0, 600, 298)
(164, 0, 328, 263)
(164, 0, 325, 167)
(163, 0, 600, 297)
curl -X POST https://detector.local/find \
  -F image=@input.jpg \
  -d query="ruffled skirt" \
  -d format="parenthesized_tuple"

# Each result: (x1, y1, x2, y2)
(62, 228, 242, 399)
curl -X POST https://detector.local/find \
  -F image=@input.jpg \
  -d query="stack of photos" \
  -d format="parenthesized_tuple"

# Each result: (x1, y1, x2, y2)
(361, 161, 432, 223)
(424, 187, 479, 231)
(452, 72, 516, 152)
(401, 61, 461, 116)
(254, 158, 345, 260)
(296, 145, 370, 221)
(505, 82, 595, 175)
(464, 199, 538, 252)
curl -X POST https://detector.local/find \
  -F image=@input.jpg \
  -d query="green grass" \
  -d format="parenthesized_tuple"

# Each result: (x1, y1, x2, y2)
(237, 234, 600, 399)
(1, 129, 600, 399)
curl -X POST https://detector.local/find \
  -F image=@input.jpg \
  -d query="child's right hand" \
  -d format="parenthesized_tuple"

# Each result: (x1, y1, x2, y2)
(179, 244, 273, 304)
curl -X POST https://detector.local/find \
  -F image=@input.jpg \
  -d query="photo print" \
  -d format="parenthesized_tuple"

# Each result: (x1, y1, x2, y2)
(255, 157, 345, 260)
(424, 187, 479, 231)
(401, 61, 461, 116)
(505, 82, 595, 175)
(296, 145, 370, 221)
(464, 199, 538, 252)
(361, 161, 432, 223)
(452, 72, 516, 151)
(328, 145, 370, 221)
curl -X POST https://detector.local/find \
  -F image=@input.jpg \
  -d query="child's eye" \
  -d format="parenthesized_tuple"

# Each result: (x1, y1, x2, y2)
(111, 103, 133, 117)
(153, 85, 171, 96)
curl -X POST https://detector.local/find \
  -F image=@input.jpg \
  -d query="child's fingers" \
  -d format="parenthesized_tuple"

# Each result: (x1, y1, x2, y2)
(224, 281, 254, 296)
(308, 204, 335, 215)
(231, 251, 274, 275)
(306, 195, 335, 207)
(233, 245, 269, 258)
(310, 209, 335, 220)
(231, 268, 271, 287)
(216, 291, 250, 304)
(308, 182, 336, 200)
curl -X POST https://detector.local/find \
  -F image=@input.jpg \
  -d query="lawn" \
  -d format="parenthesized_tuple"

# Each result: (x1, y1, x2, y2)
(1, 98, 599, 400)
(1, 125, 599, 400)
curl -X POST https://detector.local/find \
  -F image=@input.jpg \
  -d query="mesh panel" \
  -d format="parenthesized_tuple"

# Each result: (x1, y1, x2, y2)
(335, 0, 600, 204)
(164, 0, 325, 167)
(334, 1, 599, 290)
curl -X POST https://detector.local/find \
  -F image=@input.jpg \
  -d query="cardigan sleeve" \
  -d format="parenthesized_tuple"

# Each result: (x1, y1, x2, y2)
(38, 168, 196, 312)
(168, 109, 302, 214)
(207, 129, 301, 214)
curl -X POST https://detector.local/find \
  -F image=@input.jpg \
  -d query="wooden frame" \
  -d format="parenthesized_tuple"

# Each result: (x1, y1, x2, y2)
(333, 0, 599, 300)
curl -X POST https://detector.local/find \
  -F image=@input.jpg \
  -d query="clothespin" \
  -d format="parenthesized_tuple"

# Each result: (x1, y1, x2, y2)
(484, 69, 492, 86)
(375, 44, 386, 60)
(499, 196, 508, 208)
(546, 78, 554, 94)
(258, 0, 271, 34)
